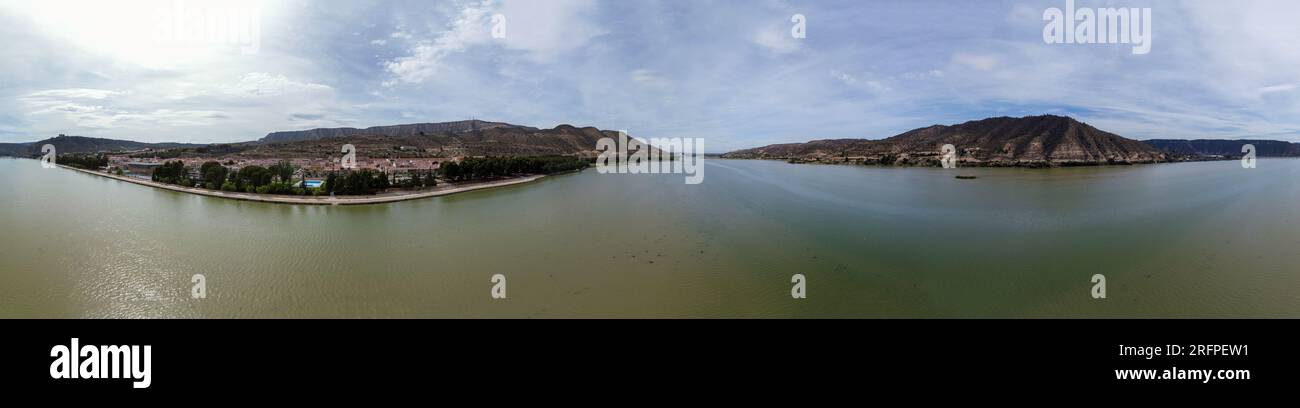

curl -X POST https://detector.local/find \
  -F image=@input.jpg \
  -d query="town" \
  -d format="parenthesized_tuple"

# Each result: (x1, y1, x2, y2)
(54, 143, 590, 199)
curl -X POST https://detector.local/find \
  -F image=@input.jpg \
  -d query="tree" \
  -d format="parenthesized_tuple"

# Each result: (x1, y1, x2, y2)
(441, 161, 462, 181)
(200, 161, 229, 190)
(437, 156, 588, 182)
(269, 160, 294, 183)
(152, 160, 189, 185)
(60, 154, 109, 170)
(236, 165, 274, 189)
(323, 169, 391, 195)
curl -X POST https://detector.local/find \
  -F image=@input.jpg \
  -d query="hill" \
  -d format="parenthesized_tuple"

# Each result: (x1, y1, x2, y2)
(1144, 139, 1300, 158)
(258, 120, 529, 143)
(722, 115, 1167, 167)
(148, 122, 625, 160)
(0, 135, 201, 157)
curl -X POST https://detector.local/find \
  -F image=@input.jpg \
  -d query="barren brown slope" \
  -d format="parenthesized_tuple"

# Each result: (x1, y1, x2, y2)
(722, 115, 1166, 167)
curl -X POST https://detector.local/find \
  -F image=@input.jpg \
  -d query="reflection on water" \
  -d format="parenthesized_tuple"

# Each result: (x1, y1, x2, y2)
(1, 156, 1298, 317)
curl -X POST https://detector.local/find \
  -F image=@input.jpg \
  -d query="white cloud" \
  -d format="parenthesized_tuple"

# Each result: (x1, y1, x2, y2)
(382, 0, 602, 85)
(382, 1, 495, 85)
(753, 28, 800, 55)
(28, 102, 104, 116)
(227, 72, 332, 98)
(829, 70, 891, 93)
(24, 101, 229, 130)
(902, 70, 945, 80)
(952, 53, 998, 71)
(1257, 84, 1296, 96)
(0, 0, 282, 71)
(831, 71, 857, 85)
(630, 69, 672, 89)
(494, 0, 602, 61)
(20, 90, 117, 121)
(24, 89, 125, 100)
(16, 71, 336, 141)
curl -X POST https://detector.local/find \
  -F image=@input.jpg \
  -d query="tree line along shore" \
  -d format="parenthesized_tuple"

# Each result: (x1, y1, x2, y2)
(56, 154, 589, 198)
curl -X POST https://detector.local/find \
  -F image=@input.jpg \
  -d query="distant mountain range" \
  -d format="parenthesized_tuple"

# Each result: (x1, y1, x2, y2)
(0, 121, 626, 160)
(0, 135, 201, 157)
(246, 121, 622, 159)
(6, 117, 1300, 166)
(1144, 139, 1300, 157)
(259, 120, 527, 143)
(723, 115, 1167, 166)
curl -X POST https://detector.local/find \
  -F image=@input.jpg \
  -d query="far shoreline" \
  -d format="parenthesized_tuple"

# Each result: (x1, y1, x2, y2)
(715, 155, 1264, 169)
(57, 164, 558, 205)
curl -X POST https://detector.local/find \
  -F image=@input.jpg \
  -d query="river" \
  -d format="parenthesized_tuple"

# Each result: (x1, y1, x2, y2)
(2, 157, 1298, 317)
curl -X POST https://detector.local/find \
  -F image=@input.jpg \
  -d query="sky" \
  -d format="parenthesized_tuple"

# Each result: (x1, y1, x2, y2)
(1, 0, 1298, 151)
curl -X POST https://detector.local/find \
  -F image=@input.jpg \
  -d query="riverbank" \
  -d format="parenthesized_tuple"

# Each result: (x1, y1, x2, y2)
(717, 155, 1246, 169)
(58, 164, 551, 205)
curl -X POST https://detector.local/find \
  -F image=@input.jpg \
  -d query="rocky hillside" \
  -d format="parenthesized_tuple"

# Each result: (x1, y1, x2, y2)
(722, 115, 1167, 167)
(259, 120, 527, 143)
(167, 122, 625, 160)
(3, 121, 626, 161)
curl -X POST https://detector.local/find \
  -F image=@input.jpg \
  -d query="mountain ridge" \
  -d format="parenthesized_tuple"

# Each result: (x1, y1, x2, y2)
(259, 120, 533, 143)
(0, 135, 202, 157)
(0, 121, 622, 159)
(722, 115, 1168, 166)
(244, 122, 621, 159)
(1144, 139, 1300, 157)
(10, 117, 1300, 164)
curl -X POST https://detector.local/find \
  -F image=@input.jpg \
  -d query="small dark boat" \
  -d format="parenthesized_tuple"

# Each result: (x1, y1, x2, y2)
(955, 175, 977, 180)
